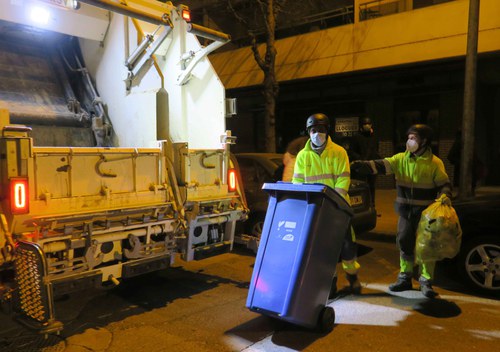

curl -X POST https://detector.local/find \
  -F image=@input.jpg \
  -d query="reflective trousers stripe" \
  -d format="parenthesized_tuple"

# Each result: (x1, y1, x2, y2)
(342, 259, 360, 275)
(399, 258, 436, 280)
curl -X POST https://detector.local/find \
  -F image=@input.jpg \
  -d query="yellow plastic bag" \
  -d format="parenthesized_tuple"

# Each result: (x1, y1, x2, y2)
(415, 194, 462, 263)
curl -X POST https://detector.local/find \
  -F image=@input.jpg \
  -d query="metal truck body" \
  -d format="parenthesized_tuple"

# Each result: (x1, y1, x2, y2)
(0, 0, 246, 333)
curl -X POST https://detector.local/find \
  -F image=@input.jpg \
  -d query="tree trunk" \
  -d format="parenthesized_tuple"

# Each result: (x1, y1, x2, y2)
(262, 0, 278, 153)
(459, 0, 480, 200)
(228, 0, 282, 152)
(263, 73, 277, 152)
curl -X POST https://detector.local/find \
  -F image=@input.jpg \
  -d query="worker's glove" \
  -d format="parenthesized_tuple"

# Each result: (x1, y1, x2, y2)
(437, 194, 452, 206)
(350, 160, 372, 175)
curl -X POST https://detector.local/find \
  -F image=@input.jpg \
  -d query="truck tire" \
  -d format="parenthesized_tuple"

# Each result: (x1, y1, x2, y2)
(246, 212, 266, 239)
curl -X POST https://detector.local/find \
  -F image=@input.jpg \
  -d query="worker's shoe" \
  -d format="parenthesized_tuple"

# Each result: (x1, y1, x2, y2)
(388, 273, 413, 292)
(346, 273, 362, 294)
(419, 277, 438, 298)
(328, 275, 338, 299)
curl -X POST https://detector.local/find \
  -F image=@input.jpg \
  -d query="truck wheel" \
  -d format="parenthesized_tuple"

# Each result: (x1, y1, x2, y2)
(246, 213, 265, 239)
(318, 306, 335, 333)
(457, 236, 500, 293)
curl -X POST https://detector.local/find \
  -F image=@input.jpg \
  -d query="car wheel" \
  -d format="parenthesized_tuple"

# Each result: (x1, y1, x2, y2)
(457, 236, 500, 293)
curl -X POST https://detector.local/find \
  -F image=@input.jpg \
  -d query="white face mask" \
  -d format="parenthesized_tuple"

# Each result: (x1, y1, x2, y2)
(310, 132, 327, 146)
(406, 139, 419, 153)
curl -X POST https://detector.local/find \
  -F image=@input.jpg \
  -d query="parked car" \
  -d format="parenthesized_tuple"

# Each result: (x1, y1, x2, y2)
(452, 192, 500, 293)
(234, 153, 377, 251)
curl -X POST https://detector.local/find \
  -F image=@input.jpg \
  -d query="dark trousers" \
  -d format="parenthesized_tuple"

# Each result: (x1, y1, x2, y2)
(366, 174, 377, 207)
(396, 205, 425, 262)
(341, 226, 357, 261)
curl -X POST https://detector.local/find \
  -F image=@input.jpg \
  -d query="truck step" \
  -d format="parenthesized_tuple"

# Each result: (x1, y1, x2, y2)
(193, 241, 231, 260)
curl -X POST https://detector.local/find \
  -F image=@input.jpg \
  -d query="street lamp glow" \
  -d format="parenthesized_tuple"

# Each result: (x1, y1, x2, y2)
(29, 6, 50, 25)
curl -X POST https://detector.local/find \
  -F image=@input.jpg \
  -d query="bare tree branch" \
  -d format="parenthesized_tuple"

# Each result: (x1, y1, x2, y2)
(227, 0, 249, 28)
(226, 0, 288, 152)
(250, 36, 266, 71)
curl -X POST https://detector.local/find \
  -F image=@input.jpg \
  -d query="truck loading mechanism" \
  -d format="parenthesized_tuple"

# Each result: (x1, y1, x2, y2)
(0, 0, 247, 335)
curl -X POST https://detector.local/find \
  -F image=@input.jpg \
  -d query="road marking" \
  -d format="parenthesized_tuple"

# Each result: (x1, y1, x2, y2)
(366, 283, 500, 305)
(239, 336, 296, 352)
(466, 330, 500, 340)
(327, 300, 412, 326)
(229, 282, 499, 351)
(324, 283, 500, 327)
(364, 283, 429, 299)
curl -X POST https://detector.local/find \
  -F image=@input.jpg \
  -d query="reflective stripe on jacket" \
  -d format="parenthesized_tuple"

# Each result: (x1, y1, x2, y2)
(292, 137, 351, 202)
(382, 148, 451, 207)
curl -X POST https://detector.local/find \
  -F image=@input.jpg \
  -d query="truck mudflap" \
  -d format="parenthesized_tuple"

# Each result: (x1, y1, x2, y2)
(13, 241, 63, 334)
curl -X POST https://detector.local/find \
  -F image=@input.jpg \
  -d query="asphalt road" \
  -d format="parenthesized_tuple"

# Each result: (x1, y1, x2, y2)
(0, 235, 498, 352)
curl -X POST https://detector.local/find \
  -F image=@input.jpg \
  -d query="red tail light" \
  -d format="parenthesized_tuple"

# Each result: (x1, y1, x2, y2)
(228, 168, 237, 192)
(10, 178, 29, 214)
(181, 8, 191, 22)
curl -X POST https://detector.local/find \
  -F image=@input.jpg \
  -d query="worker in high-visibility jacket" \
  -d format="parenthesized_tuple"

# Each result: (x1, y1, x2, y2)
(351, 124, 452, 298)
(292, 113, 361, 297)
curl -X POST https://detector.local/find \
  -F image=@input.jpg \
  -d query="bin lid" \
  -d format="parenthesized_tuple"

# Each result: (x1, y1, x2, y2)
(262, 182, 353, 216)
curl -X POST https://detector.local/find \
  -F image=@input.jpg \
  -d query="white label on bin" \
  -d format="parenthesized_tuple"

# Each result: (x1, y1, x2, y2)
(285, 221, 296, 229)
(282, 234, 294, 242)
(278, 221, 296, 230)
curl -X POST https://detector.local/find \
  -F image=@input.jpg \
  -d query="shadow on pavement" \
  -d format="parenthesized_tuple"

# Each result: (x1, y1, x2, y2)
(271, 321, 329, 351)
(224, 315, 275, 344)
(226, 314, 329, 351)
(0, 267, 250, 351)
(412, 298, 462, 318)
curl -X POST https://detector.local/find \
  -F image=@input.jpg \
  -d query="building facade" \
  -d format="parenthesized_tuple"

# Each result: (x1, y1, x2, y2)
(210, 0, 500, 187)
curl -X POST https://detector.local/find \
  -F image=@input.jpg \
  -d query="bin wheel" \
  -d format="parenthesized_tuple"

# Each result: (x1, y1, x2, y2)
(318, 306, 335, 332)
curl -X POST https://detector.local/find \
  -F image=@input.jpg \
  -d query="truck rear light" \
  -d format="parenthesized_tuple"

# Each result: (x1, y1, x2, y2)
(228, 168, 237, 192)
(181, 8, 191, 22)
(10, 178, 29, 214)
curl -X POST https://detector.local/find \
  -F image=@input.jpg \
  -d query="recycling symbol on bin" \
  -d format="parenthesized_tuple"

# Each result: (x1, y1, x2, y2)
(278, 221, 297, 242)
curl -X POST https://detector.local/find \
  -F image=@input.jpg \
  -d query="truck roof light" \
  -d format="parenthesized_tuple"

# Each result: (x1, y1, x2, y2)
(10, 178, 29, 214)
(29, 6, 50, 25)
(228, 168, 237, 192)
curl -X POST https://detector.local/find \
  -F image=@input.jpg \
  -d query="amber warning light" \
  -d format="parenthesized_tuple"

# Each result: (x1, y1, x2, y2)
(10, 178, 29, 214)
(228, 169, 237, 192)
(181, 9, 191, 22)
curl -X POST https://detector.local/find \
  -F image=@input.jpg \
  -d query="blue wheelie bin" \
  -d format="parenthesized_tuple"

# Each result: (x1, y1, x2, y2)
(246, 182, 353, 332)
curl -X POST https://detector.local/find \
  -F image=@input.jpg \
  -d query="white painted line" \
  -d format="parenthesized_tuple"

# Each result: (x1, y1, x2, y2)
(244, 336, 296, 351)
(466, 330, 500, 340)
(327, 299, 412, 326)
(366, 282, 500, 306)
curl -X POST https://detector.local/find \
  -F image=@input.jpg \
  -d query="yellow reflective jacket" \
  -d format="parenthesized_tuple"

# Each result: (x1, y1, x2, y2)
(383, 148, 451, 207)
(292, 137, 351, 202)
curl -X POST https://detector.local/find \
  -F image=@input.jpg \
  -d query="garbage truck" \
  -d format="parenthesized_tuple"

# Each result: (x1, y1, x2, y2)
(0, 0, 247, 333)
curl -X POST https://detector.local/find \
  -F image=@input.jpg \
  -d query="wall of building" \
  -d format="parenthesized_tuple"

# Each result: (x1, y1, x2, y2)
(227, 55, 500, 188)
(211, 0, 500, 90)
